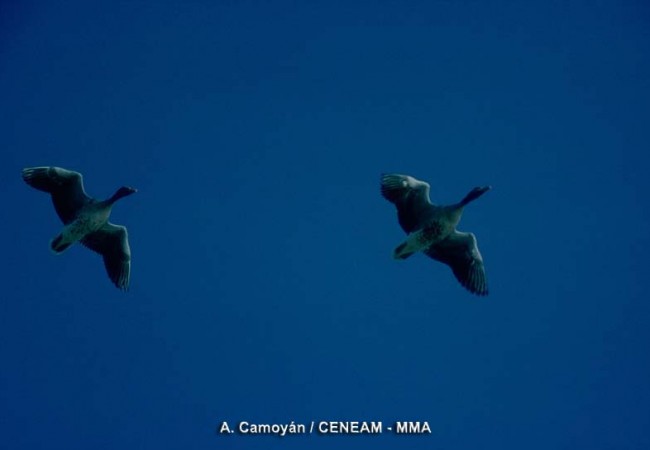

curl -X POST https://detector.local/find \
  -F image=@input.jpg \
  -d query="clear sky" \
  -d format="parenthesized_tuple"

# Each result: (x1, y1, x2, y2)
(2, 1, 650, 449)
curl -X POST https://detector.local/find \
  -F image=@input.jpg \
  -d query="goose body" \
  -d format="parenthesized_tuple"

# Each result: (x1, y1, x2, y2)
(51, 201, 115, 253)
(381, 173, 491, 296)
(22, 167, 137, 291)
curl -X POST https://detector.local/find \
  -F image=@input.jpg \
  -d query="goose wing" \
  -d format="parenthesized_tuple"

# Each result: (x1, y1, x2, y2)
(81, 223, 131, 291)
(424, 231, 488, 296)
(380, 173, 436, 233)
(22, 167, 90, 224)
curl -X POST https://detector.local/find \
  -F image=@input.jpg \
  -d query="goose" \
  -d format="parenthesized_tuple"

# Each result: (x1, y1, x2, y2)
(22, 166, 137, 291)
(380, 173, 491, 296)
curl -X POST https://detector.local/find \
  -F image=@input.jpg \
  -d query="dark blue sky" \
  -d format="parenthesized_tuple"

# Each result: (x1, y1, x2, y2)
(2, 1, 650, 449)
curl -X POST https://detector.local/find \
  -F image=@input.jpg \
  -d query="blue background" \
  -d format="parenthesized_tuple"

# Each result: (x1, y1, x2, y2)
(2, 1, 650, 448)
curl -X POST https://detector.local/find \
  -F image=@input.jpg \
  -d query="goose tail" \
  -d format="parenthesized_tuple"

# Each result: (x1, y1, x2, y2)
(393, 242, 416, 260)
(50, 234, 73, 254)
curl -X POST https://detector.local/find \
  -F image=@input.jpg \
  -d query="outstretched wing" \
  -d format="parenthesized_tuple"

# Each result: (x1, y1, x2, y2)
(81, 223, 131, 291)
(22, 167, 90, 224)
(380, 173, 436, 233)
(424, 231, 488, 296)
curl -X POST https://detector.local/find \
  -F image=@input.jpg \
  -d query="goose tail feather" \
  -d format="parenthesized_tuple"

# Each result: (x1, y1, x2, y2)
(50, 234, 72, 254)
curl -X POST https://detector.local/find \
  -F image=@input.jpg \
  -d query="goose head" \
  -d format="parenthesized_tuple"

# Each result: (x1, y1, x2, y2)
(460, 185, 491, 206)
(108, 186, 138, 204)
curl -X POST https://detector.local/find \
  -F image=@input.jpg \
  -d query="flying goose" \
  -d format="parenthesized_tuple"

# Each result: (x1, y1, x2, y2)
(22, 166, 137, 291)
(380, 173, 491, 296)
